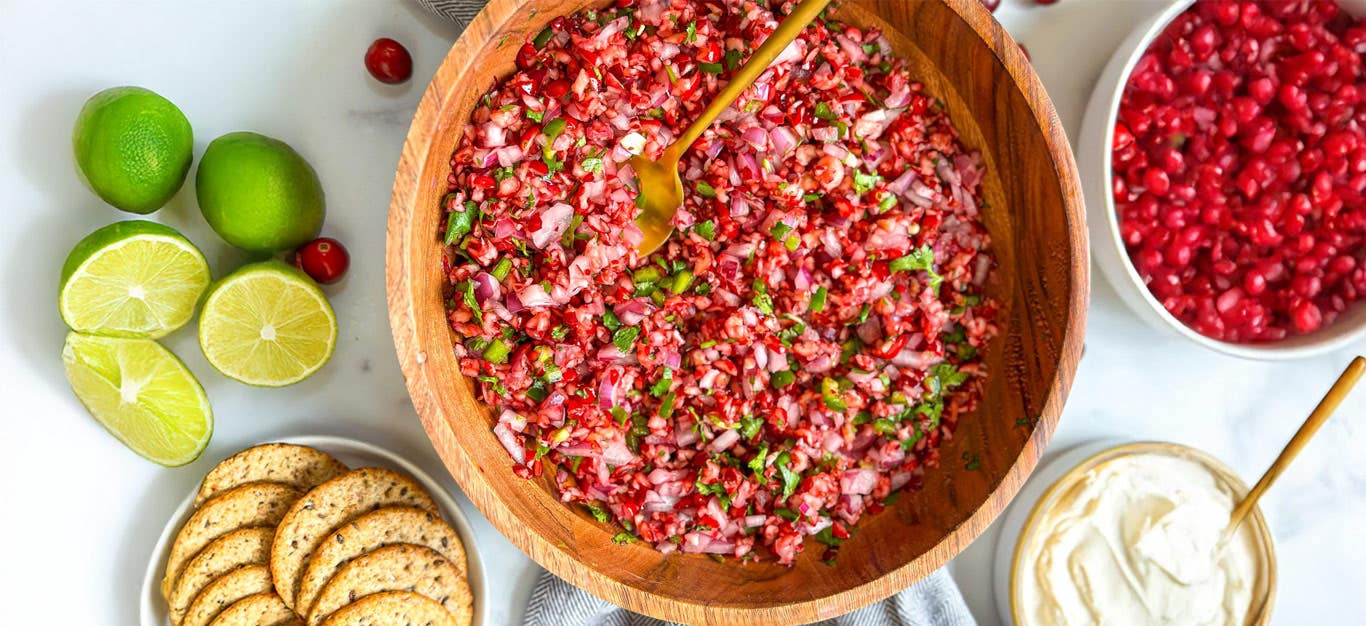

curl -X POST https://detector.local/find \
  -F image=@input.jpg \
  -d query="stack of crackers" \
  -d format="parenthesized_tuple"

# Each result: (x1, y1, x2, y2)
(160, 443, 474, 626)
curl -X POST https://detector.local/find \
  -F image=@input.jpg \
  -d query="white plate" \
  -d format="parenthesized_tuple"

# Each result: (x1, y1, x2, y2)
(140, 435, 486, 626)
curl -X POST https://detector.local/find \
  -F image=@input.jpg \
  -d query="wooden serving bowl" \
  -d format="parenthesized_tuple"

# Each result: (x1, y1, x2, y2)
(388, 0, 1087, 623)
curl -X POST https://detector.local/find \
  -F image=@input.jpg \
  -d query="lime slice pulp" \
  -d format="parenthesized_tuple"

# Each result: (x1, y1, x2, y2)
(198, 261, 338, 387)
(62, 332, 212, 466)
(60, 220, 211, 339)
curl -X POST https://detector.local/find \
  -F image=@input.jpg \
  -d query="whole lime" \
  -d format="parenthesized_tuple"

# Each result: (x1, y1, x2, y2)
(72, 86, 194, 214)
(196, 131, 325, 253)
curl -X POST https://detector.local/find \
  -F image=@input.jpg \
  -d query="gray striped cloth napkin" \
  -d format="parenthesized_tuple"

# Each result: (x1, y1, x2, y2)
(523, 567, 975, 626)
(412, 1, 979, 624)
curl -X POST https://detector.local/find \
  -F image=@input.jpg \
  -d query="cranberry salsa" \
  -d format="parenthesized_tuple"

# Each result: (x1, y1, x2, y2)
(1114, 0, 1366, 342)
(440, 0, 996, 564)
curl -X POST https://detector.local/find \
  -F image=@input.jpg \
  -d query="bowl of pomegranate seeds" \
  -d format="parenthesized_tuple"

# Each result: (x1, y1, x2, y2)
(388, 0, 1087, 622)
(1081, 0, 1366, 359)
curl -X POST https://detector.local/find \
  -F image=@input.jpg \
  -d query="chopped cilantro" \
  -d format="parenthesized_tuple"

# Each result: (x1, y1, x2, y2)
(695, 181, 717, 198)
(581, 155, 604, 174)
(748, 443, 769, 476)
(584, 503, 611, 523)
(813, 526, 844, 547)
(775, 452, 800, 500)
(602, 310, 621, 331)
(770, 222, 793, 239)
(611, 532, 637, 545)
(929, 363, 969, 391)
(612, 325, 640, 353)
(724, 48, 742, 71)
(889, 244, 943, 293)
(526, 109, 544, 123)
(700, 62, 723, 74)
(695, 479, 731, 507)
(964, 452, 982, 471)
(814, 102, 836, 120)
(685, 20, 697, 43)
(771, 370, 796, 388)
(460, 280, 484, 326)
(443, 201, 478, 246)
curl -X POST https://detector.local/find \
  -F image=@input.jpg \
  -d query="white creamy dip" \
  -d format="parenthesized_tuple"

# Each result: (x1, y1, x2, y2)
(1018, 452, 1264, 626)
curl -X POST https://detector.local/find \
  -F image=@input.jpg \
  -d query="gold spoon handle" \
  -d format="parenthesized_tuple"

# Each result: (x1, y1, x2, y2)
(1227, 355, 1365, 532)
(666, 0, 834, 158)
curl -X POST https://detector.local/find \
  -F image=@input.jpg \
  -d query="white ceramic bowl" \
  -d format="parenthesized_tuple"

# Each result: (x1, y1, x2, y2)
(140, 435, 486, 626)
(991, 440, 1277, 625)
(1078, 0, 1366, 360)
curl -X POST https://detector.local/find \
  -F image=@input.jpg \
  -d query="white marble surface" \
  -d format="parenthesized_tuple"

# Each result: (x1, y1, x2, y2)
(0, 1, 1361, 624)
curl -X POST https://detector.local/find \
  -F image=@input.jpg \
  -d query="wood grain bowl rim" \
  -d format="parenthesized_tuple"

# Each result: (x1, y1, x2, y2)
(386, 0, 1088, 622)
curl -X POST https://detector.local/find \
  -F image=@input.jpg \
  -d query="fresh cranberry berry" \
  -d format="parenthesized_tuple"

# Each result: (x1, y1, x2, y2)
(365, 38, 413, 84)
(295, 238, 350, 285)
(979, 0, 1001, 11)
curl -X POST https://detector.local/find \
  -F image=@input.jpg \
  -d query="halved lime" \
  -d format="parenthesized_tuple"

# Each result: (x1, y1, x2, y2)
(198, 261, 338, 387)
(60, 220, 210, 339)
(62, 332, 212, 466)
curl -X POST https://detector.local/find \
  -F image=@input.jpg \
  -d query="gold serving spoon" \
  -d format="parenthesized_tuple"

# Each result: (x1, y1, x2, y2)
(1224, 355, 1365, 538)
(630, 0, 833, 255)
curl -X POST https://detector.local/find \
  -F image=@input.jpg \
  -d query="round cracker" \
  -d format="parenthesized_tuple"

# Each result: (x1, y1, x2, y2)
(319, 590, 458, 626)
(197, 443, 348, 506)
(167, 528, 274, 625)
(163, 483, 300, 600)
(307, 544, 472, 626)
(182, 564, 274, 626)
(295, 507, 467, 618)
(207, 592, 298, 626)
(271, 468, 438, 611)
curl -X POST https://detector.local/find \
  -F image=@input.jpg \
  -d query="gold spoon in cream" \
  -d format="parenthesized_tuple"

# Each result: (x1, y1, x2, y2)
(629, 0, 833, 255)
(1225, 355, 1365, 538)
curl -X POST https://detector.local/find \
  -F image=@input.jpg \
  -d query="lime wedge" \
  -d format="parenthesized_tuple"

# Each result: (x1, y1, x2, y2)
(198, 261, 338, 387)
(59, 220, 211, 339)
(62, 332, 212, 466)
